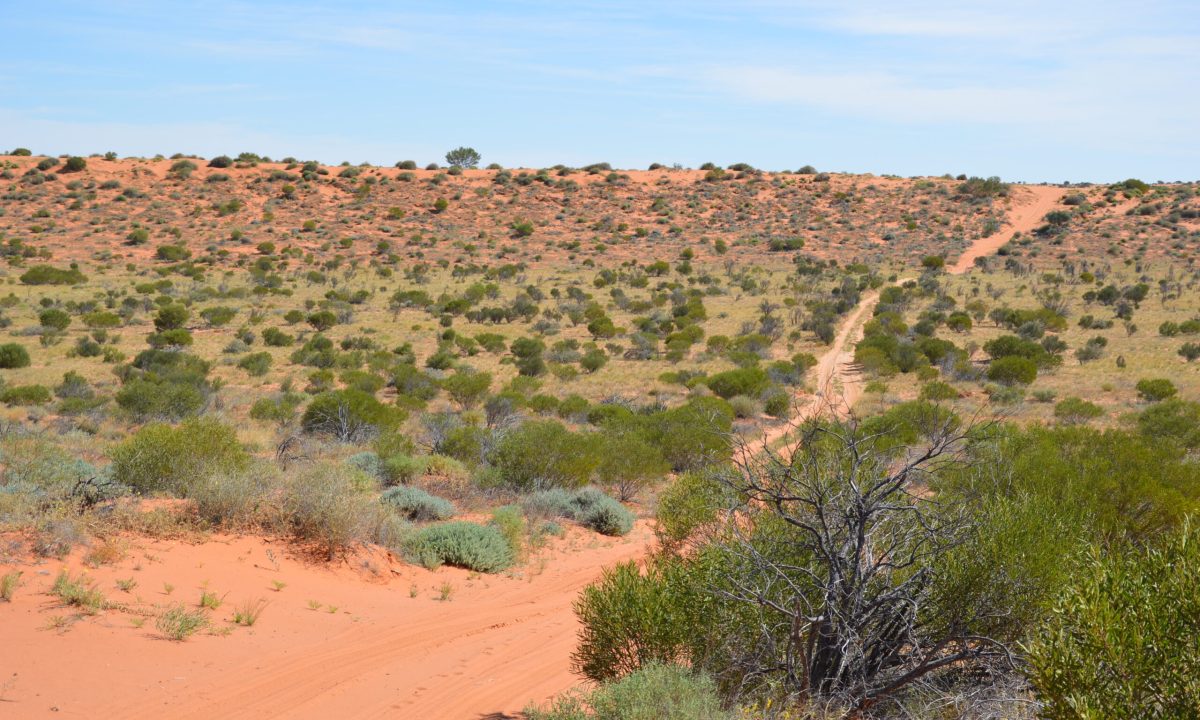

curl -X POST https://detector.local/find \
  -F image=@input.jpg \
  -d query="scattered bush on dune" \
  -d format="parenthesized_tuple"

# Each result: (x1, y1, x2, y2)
(381, 485, 455, 521)
(110, 416, 249, 495)
(405, 521, 514, 573)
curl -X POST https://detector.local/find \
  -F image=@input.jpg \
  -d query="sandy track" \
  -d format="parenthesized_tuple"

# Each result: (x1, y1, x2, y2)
(948, 185, 1065, 274)
(764, 184, 1063, 444)
(2, 525, 652, 719)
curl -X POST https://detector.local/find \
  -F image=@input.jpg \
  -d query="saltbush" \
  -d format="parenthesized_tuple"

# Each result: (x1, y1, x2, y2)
(381, 485, 455, 521)
(405, 521, 514, 573)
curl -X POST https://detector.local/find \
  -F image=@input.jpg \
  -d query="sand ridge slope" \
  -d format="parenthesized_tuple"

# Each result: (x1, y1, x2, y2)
(1, 524, 652, 719)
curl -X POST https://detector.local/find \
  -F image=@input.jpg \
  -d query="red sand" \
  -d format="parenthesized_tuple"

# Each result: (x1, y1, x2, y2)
(1, 524, 652, 718)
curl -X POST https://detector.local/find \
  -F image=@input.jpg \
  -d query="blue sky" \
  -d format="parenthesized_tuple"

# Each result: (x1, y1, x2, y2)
(2, 1, 1197, 182)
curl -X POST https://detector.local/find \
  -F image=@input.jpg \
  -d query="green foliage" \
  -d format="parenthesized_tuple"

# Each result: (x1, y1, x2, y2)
(491, 420, 603, 490)
(1136, 377, 1177, 402)
(381, 485, 455, 521)
(19, 264, 86, 285)
(1053, 397, 1103, 425)
(0, 343, 31, 369)
(444, 146, 481, 168)
(38, 308, 71, 331)
(1137, 400, 1200, 449)
(528, 662, 727, 720)
(405, 521, 514, 573)
(572, 559, 710, 683)
(987, 355, 1037, 385)
(703, 366, 768, 399)
(301, 389, 403, 442)
(1026, 523, 1200, 718)
(110, 417, 249, 495)
(280, 462, 388, 559)
(0, 385, 51, 405)
(441, 370, 491, 409)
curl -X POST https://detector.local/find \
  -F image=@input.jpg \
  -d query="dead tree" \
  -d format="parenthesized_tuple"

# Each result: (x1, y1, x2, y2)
(710, 406, 1010, 714)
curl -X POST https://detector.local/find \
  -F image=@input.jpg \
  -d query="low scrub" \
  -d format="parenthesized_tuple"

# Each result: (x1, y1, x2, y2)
(381, 485, 455, 521)
(405, 521, 514, 573)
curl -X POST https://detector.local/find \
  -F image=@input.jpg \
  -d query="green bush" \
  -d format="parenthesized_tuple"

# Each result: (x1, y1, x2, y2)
(1026, 523, 1200, 718)
(491, 420, 602, 490)
(301, 389, 403, 442)
(381, 485, 455, 521)
(704, 366, 768, 400)
(280, 462, 387, 559)
(38, 308, 71, 331)
(1053, 397, 1103, 425)
(237, 351, 273, 377)
(528, 662, 727, 720)
(1137, 400, 1200, 449)
(1136, 377, 1177, 402)
(405, 522, 514, 573)
(986, 356, 1037, 385)
(0, 385, 51, 405)
(0, 343, 31, 369)
(522, 487, 634, 536)
(110, 417, 249, 495)
(19, 264, 86, 285)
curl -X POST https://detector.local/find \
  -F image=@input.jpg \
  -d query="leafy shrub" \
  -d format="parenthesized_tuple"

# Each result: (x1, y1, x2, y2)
(1026, 523, 1200, 718)
(986, 356, 1037, 385)
(528, 662, 726, 720)
(704, 366, 768, 399)
(381, 485, 455, 521)
(491, 420, 602, 490)
(19, 264, 86, 285)
(405, 522, 514, 573)
(279, 462, 387, 559)
(110, 417, 249, 495)
(1136, 378, 1177, 402)
(0, 343, 30, 369)
(237, 351, 273, 376)
(0, 385, 52, 405)
(301, 389, 403, 442)
(1137, 400, 1200, 449)
(1053, 397, 1103, 425)
(522, 488, 635, 536)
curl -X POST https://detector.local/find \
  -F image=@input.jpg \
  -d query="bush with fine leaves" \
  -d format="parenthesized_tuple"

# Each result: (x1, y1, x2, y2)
(110, 416, 249, 495)
(522, 487, 634, 536)
(381, 485, 455, 521)
(1026, 523, 1200, 717)
(527, 662, 726, 720)
(405, 521, 514, 573)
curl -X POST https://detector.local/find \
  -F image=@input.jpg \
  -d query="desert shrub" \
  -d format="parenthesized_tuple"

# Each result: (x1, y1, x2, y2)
(405, 521, 513, 572)
(648, 397, 733, 472)
(572, 559, 711, 683)
(38, 308, 71, 331)
(441, 370, 492, 409)
(0, 385, 51, 405)
(704, 366, 768, 400)
(208, 155, 232, 168)
(986, 356, 1037, 385)
(1137, 400, 1200, 449)
(301, 389, 403, 442)
(248, 394, 301, 424)
(0, 343, 31, 368)
(1053, 397, 1103, 425)
(110, 417, 249, 495)
(19, 264, 86, 285)
(573, 488, 635, 536)
(491, 420, 603, 490)
(115, 349, 213, 420)
(490, 505, 526, 558)
(188, 462, 278, 528)
(528, 662, 726, 720)
(596, 430, 670, 501)
(381, 485, 455, 521)
(445, 146, 481, 168)
(522, 487, 634, 536)
(1136, 378, 1177, 402)
(237, 351, 273, 376)
(918, 381, 958, 401)
(63, 156, 86, 172)
(279, 462, 385, 558)
(1026, 523, 1200, 718)
(262, 327, 294, 346)
(199, 306, 237, 327)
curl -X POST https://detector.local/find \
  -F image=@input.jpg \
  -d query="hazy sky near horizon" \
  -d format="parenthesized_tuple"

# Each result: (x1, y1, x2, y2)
(2, 1, 1197, 182)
